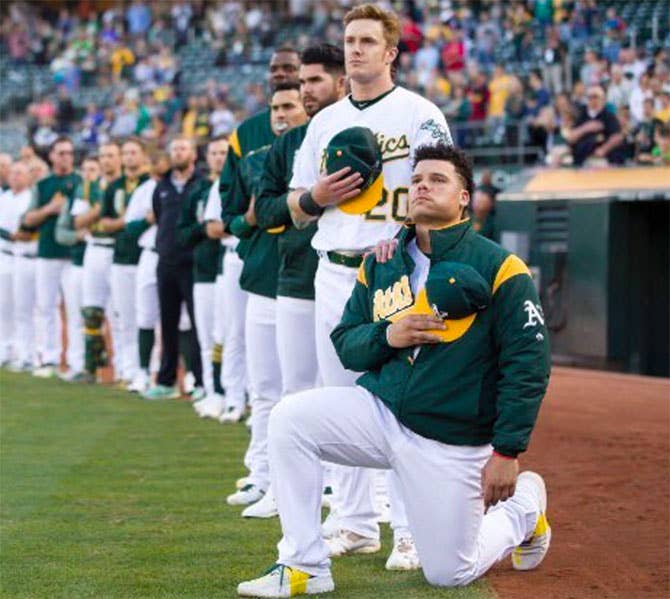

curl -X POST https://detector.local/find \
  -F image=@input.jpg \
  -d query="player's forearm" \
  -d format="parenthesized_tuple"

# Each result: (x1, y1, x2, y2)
(287, 188, 319, 230)
(23, 206, 51, 227)
(255, 192, 292, 230)
(74, 209, 98, 229)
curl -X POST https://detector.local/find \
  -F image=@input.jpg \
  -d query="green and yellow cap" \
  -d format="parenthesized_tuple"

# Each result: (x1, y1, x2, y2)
(388, 262, 491, 342)
(325, 126, 384, 215)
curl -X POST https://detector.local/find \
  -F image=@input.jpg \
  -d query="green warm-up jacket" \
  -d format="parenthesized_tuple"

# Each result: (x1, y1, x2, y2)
(330, 220, 551, 457)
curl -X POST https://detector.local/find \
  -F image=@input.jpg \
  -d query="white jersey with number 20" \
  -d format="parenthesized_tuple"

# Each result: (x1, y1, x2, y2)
(290, 86, 452, 253)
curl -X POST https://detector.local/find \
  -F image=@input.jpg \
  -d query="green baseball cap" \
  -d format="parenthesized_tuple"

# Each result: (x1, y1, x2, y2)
(389, 262, 490, 342)
(325, 126, 384, 215)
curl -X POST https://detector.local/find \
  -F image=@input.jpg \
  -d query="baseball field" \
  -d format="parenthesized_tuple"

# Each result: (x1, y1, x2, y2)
(1, 367, 668, 598)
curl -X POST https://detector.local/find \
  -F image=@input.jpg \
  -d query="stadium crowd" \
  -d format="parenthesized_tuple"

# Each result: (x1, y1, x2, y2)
(2, 0, 669, 167)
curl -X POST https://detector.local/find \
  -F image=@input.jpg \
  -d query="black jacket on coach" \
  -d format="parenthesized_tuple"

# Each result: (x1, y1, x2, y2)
(152, 168, 203, 267)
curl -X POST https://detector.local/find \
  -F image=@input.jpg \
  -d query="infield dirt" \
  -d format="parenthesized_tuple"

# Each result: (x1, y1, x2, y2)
(487, 367, 670, 599)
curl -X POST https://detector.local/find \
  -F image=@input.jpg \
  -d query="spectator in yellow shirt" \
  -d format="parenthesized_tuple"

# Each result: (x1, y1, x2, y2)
(110, 43, 135, 81)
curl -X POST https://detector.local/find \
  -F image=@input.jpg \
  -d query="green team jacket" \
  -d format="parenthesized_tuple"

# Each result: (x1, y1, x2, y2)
(330, 221, 551, 457)
(101, 173, 150, 265)
(255, 123, 319, 301)
(176, 177, 219, 283)
(25, 172, 82, 260)
(54, 178, 102, 266)
(224, 145, 280, 299)
(219, 108, 273, 228)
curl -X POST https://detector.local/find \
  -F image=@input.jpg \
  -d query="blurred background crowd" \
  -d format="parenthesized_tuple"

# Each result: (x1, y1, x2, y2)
(1, 0, 669, 170)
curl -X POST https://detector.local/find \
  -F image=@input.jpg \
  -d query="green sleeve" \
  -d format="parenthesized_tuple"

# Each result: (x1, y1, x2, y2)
(255, 141, 291, 230)
(219, 148, 242, 230)
(125, 218, 150, 240)
(491, 273, 551, 457)
(330, 260, 396, 372)
(176, 183, 207, 249)
(55, 201, 78, 246)
(223, 156, 255, 238)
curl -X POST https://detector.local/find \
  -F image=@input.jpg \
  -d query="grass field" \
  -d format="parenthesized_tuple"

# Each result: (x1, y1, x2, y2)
(0, 371, 492, 598)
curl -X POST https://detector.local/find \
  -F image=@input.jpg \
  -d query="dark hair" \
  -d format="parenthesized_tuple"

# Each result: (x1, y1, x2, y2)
(83, 154, 99, 163)
(50, 136, 73, 152)
(209, 134, 229, 145)
(274, 45, 299, 57)
(301, 44, 345, 75)
(122, 136, 147, 152)
(413, 144, 474, 200)
(272, 81, 301, 94)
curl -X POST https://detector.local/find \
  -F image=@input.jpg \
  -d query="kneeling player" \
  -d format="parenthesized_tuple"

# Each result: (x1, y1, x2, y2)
(238, 145, 552, 596)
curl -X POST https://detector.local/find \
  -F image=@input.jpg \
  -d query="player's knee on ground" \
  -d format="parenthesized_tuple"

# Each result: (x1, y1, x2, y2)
(422, 556, 477, 588)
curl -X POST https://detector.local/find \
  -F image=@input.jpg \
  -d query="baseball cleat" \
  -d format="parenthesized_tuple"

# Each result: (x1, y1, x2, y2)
(227, 484, 265, 506)
(325, 529, 381, 557)
(127, 370, 150, 393)
(385, 536, 421, 571)
(237, 563, 334, 597)
(512, 471, 551, 571)
(190, 387, 207, 402)
(242, 487, 278, 519)
(194, 394, 224, 419)
(236, 476, 250, 490)
(219, 406, 245, 423)
(321, 486, 333, 510)
(142, 385, 180, 401)
(33, 364, 57, 378)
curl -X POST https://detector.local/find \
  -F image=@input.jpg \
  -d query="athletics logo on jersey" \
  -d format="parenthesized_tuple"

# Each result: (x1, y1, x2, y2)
(522, 300, 545, 329)
(419, 119, 452, 145)
(372, 275, 413, 321)
(114, 189, 126, 215)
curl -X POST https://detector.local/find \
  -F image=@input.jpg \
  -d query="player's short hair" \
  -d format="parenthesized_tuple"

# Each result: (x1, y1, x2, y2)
(168, 135, 196, 151)
(274, 45, 299, 58)
(272, 81, 301, 95)
(122, 136, 147, 152)
(83, 154, 99, 163)
(99, 140, 121, 151)
(413, 144, 474, 200)
(208, 134, 229, 146)
(301, 44, 345, 76)
(343, 4, 401, 48)
(50, 136, 74, 152)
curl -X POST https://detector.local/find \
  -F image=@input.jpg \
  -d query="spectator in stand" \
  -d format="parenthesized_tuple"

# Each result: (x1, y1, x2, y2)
(542, 30, 566, 95)
(444, 84, 472, 147)
(171, 1, 193, 48)
(110, 40, 135, 82)
(607, 64, 633, 112)
(55, 86, 76, 134)
(467, 70, 489, 122)
(441, 25, 466, 76)
(647, 123, 670, 165)
(399, 14, 422, 54)
(126, 1, 152, 37)
(617, 105, 637, 163)
(580, 49, 601, 87)
(487, 65, 513, 143)
(181, 95, 199, 139)
(635, 98, 663, 163)
(564, 85, 625, 166)
(210, 97, 236, 137)
(414, 38, 440, 89)
(656, 87, 670, 124)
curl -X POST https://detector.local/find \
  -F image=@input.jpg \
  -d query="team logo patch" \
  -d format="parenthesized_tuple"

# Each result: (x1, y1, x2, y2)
(419, 119, 453, 145)
(523, 300, 545, 329)
(372, 275, 413, 321)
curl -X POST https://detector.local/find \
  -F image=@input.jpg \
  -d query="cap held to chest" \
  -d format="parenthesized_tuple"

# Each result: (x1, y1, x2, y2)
(325, 126, 384, 215)
(388, 261, 491, 342)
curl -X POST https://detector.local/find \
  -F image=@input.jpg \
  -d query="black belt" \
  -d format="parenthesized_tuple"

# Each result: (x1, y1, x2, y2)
(1, 249, 12, 256)
(91, 241, 115, 248)
(15, 253, 36, 259)
(321, 250, 364, 269)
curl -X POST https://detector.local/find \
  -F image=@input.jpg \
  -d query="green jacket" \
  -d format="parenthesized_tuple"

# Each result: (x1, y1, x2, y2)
(176, 177, 219, 283)
(255, 123, 318, 301)
(54, 179, 100, 266)
(26, 173, 82, 260)
(224, 145, 280, 299)
(219, 108, 274, 228)
(101, 173, 150, 265)
(331, 221, 551, 457)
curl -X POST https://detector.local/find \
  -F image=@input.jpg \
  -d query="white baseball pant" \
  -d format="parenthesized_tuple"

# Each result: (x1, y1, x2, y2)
(193, 281, 216, 396)
(314, 258, 401, 540)
(221, 249, 247, 410)
(12, 254, 37, 367)
(270, 386, 540, 585)
(135, 248, 159, 329)
(276, 295, 319, 396)
(35, 257, 68, 366)
(111, 263, 139, 381)
(62, 264, 84, 373)
(243, 292, 282, 490)
(0, 252, 13, 363)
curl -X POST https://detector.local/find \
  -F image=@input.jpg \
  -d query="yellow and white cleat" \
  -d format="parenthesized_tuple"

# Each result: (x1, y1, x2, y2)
(512, 471, 552, 571)
(237, 564, 334, 597)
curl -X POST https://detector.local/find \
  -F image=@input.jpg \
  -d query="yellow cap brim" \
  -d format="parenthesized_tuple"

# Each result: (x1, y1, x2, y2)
(267, 225, 286, 234)
(338, 172, 384, 215)
(387, 288, 477, 342)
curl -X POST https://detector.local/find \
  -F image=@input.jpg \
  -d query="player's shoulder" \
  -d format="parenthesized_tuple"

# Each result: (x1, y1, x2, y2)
(308, 97, 352, 128)
(466, 231, 531, 292)
(392, 86, 440, 112)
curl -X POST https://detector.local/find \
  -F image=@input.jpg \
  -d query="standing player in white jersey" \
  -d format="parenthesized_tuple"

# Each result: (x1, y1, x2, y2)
(0, 161, 35, 370)
(286, 4, 452, 570)
(124, 152, 170, 394)
(74, 143, 123, 381)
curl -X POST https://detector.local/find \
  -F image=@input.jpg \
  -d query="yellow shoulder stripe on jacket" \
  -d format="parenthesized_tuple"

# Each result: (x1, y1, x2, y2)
(492, 254, 531, 295)
(228, 130, 241, 158)
(356, 262, 368, 287)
